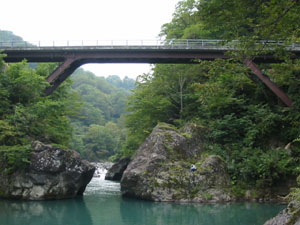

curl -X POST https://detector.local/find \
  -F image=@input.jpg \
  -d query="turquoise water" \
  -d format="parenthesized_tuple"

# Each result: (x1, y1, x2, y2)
(0, 177, 285, 225)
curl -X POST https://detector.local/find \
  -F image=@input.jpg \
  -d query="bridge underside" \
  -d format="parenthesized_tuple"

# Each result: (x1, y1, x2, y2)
(4, 47, 232, 95)
(2, 47, 296, 106)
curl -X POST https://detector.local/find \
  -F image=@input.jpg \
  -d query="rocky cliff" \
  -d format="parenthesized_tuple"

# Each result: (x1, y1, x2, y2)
(121, 123, 233, 202)
(0, 141, 95, 200)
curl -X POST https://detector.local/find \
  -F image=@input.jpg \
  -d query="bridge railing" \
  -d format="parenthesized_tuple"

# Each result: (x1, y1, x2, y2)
(0, 39, 299, 49)
(0, 39, 227, 49)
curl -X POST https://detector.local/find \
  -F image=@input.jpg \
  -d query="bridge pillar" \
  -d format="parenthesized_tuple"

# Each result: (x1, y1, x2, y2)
(45, 57, 82, 95)
(244, 58, 293, 107)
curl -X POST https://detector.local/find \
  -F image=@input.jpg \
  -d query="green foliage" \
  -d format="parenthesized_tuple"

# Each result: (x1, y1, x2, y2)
(194, 59, 300, 187)
(79, 123, 125, 161)
(124, 59, 300, 185)
(69, 69, 134, 161)
(123, 65, 202, 154)
(202, 192, 213, 200)
(199, 0, 300, 58)
(71, 69, 132, 122)
(0, 31, 134, 165)
(210, 143, 299, 187)
(288, 188, 300, 202)
(0, 53, 76, 171)
(0, 145, 31, 174)
(0, 54, 132, 165)
(106, 75, 135, 90)
(160, 0, 215, 39)
(200, 0, 300, 41)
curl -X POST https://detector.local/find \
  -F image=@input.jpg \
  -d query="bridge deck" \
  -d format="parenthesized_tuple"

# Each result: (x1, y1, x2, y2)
(1, 39, 300, 64)
(2, 47, 229, 64)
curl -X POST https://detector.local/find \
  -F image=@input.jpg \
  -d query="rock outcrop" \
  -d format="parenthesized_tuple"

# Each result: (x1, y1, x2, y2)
(121, 123, 233, 202)
(0, 141, 95, 200)
(105, 157, 131, 181)
(264, 200, 300, 225)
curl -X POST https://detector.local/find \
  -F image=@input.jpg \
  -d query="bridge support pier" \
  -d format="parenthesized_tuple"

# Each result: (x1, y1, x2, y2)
(44, 57, 294, 107)
(45, 58, 81, 95)
(244, 58, 293, 107)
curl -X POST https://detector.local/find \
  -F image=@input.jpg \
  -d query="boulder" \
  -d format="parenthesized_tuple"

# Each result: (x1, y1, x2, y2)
(121, 123, 233, 202)
(105, 157, 131, 181)
(0, 141, 95, 200)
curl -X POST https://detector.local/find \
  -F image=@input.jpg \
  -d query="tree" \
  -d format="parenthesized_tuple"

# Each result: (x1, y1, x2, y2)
(160, 0, 214, 39)
(199, 0, 300, 44)
(0, 57, 76, 171)
(69, 69, 135, 161)
(123, 64, 204, 154)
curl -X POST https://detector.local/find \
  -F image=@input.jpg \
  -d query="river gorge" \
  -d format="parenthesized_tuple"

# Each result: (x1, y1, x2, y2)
(0, 166, 286, 225)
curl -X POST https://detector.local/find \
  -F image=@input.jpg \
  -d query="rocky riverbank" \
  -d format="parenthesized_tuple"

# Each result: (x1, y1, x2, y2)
(120, 123, 296, 203)
(264, 200, 300, 225)
(0, 141, 95, 200)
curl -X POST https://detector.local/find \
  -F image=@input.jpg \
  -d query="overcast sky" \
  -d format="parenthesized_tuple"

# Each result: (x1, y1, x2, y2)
(0, 0, 179, 79)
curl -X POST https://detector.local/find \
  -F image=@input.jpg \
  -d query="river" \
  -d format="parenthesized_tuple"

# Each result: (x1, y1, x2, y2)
(0, 169, 285, 225)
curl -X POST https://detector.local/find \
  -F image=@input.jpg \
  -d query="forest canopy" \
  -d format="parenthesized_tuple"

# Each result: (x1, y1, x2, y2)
(69, 69, 134, 161)
(0, 30, 135, 167)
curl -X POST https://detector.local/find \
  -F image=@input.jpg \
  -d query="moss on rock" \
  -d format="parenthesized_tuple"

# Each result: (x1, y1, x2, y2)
(121, 123, 233, 202)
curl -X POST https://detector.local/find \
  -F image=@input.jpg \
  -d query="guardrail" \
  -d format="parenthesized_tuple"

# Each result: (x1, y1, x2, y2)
(0, 39, 225, 49)
(0, 39, 299, 49)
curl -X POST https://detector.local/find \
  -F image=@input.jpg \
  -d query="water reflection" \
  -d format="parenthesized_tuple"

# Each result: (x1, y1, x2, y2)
(120, 198, 285, 225)
(83, 177, 123, 225)
(0, 197, 92, 225)
(0, 176, 286, 225)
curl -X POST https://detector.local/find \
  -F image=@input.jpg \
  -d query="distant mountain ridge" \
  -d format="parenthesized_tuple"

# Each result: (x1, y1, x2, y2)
(0, 30, 24, 42)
